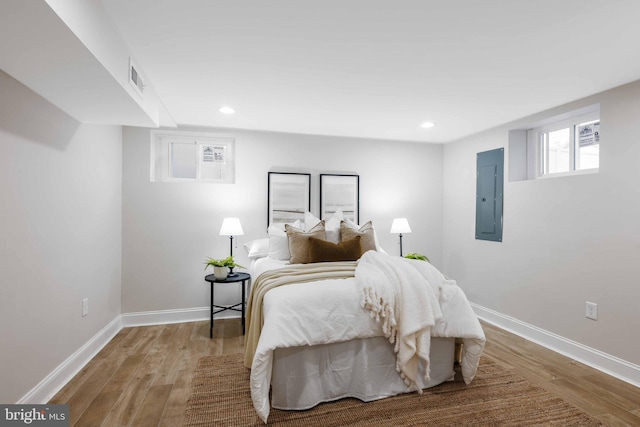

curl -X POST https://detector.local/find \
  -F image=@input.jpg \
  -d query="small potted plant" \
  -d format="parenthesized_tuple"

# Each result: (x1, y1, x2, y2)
(404, 252, 430, 262)
(205, 256, 245, 280)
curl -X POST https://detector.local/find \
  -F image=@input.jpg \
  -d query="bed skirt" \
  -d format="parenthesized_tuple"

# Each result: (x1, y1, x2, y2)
(271, 336, 455, 410)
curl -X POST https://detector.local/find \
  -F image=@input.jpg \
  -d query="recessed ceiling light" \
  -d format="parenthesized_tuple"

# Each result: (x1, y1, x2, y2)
(420, 121, 435, 129)
(219, 106, 235, 114)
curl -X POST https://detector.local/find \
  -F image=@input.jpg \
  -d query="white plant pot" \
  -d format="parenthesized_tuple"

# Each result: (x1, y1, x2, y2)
(213, 266, 229, 280)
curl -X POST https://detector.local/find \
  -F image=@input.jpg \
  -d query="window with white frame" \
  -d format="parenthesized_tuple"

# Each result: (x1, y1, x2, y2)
(530, 111, 600, 177)
(150, 131, 235, 183)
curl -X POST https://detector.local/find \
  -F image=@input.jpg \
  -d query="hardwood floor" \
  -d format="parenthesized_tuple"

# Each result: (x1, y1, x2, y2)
(49, 319, 640, 426)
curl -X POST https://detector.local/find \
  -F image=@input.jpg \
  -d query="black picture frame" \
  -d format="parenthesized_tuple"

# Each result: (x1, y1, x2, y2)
(320, 174, 359, 224)
(267, 172, 311, 226)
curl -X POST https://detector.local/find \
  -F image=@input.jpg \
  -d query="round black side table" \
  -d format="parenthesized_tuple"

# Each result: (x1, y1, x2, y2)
(204, 272, 251, 338)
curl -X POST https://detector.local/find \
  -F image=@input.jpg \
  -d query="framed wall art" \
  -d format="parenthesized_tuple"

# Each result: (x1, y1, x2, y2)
(320, 174, 359, 224)
(267, 172, 311, 226)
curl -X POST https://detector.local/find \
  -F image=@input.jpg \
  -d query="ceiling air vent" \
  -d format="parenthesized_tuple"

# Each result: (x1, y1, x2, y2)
(129, 58, 144, 96)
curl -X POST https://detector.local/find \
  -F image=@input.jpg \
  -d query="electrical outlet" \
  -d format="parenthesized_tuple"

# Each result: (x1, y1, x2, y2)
(82, 298, 89, 317)
(585, 301, 597, 320)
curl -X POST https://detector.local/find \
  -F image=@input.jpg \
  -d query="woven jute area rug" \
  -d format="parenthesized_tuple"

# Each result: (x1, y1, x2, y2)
(185, 353, 602, 426)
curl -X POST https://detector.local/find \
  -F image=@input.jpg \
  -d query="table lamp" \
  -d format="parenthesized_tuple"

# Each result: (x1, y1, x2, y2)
(219, 217, 244, 275)
(390, 218, 411, 257)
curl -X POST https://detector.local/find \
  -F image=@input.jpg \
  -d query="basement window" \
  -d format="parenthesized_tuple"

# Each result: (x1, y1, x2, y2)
(533, 113, 600, 177)
(151, 131, 235, 183)
(508, 104, 600, 182)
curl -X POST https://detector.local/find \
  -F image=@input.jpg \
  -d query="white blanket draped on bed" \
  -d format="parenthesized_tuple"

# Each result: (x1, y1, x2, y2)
(356, 250, 443, 391)
(249, 252, 485, 423)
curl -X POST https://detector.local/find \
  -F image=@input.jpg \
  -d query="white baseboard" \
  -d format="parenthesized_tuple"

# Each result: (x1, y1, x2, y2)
(121, 306, 239, 327)
(18, 315, 123, 404)
(471, 302, 640, 387)
(23, 303, 638, 406)
(19, 308, 239, 403)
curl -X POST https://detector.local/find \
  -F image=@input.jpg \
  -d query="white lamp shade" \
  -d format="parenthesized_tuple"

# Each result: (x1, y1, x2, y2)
(390, 218, 411, 234)
(219, 217, 244, 236)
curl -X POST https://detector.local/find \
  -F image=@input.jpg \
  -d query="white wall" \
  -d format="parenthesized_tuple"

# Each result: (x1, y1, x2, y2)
(122, 127, 443, 313)
(45, 0, 164, 124)
(443, 80, 640, 365)
(0, 71, 122, 403)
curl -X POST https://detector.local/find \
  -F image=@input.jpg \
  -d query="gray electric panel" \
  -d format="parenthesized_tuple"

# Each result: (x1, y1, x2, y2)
(476, 148, 504, 242)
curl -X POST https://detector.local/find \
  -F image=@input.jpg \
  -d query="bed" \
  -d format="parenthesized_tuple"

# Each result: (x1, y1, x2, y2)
(243, 214, 486, 423)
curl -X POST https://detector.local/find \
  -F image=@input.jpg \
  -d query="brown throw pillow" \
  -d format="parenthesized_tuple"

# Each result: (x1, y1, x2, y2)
(340, 220, 376, 254)
(285, 221, 326, 264)
(308, 236, 362, 263)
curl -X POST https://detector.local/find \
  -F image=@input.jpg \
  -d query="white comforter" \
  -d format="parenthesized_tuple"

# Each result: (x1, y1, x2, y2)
(249, 254, 485, 423)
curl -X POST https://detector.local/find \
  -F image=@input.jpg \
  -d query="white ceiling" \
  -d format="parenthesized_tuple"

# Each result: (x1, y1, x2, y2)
(12, 1, 640, 143)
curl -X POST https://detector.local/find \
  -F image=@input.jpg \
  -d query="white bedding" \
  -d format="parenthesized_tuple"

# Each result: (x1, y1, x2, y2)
(250, 256, 288, 281)
(271, 336, 456, 410)
(248, 255, 486, 423)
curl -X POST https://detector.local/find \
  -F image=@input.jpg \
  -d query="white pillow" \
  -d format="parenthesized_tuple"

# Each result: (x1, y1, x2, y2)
(244, 238, 270, 260)
(268, 220, 301, 260)
(304, 210, 344, 243)
(304, 212, 321, 231)
(324, 208, 344, 244)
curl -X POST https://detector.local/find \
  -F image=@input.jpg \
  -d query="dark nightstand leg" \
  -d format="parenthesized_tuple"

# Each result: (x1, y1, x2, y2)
(241, 279, 246, 335)
(210, 282, 214, 339)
